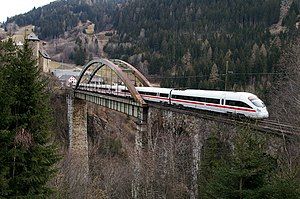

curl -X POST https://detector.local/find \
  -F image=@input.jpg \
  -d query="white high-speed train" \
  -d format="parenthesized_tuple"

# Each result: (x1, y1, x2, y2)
(78, 83, 269, 119)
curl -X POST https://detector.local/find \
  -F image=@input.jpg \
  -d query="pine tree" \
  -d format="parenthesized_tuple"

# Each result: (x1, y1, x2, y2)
(71, 37, 87, 66)
(200, 127, 300, 199)
(198, 130, 231, 198)
(0, 40, 59, 198)
(0, 39, 17, 198)
(208, 63, 219, 83)
(250, 43, 260, 71)
(182, 49, 192, 70)
(260, 44, 267, 57)
(207, 46, 213, 61)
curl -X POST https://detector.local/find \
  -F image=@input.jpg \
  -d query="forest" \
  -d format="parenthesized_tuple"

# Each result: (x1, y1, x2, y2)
(105, 0, 299, 96)
(6, 0, 300, 97)
(6, 0, 124, 39)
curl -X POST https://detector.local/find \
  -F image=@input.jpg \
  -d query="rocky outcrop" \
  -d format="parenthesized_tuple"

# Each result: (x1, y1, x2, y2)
(270, 0, 294, 35)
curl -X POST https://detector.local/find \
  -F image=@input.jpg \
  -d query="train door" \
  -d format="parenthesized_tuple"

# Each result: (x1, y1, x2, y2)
(221, 98, 226, 113)
(222, 94, 231, 114)
(157, 92, 162, 103)
(224, 94, 237, 115)
(221, 99, 225, 105)
(169, 89, 173, 105)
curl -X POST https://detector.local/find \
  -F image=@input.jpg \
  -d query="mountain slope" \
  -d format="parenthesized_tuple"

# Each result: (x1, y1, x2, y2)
(5, 0, 300, 96)
(106, 0, 299, 95)
(6, 0, 124, 39)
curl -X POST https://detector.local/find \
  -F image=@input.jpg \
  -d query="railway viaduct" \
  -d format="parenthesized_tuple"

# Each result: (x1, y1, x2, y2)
(67, 59, 299, 199)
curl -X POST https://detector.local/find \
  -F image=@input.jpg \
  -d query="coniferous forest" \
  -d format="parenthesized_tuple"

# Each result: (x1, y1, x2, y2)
(6, 0, 124, 39)
(104, 0, 299, 98)
(6, 0, 300, 97)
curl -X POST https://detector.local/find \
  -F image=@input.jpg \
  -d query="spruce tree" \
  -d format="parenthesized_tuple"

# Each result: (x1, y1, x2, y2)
(0, 39, 17, 198)
(0, 40, 59, 198)
(200, 128, 300, 199)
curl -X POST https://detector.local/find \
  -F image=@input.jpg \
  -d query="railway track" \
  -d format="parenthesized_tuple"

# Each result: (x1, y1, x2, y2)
(255, 120, 300, 137)
(148, 102, 300, 139)
(76, 88, 300, 139)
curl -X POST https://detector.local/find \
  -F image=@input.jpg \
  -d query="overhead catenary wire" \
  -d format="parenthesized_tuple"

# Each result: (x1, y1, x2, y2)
(147, 72, 287, 79)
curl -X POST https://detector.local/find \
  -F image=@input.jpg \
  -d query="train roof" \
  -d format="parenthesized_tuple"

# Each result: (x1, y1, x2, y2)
(136, 87, 258, 99)
(173, 89, 255, 97)
(136, 87, 172, 93)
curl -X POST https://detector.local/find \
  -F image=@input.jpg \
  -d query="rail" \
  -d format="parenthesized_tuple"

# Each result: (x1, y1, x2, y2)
(148, 102, 300, 139)
(75, 85, 300, 139)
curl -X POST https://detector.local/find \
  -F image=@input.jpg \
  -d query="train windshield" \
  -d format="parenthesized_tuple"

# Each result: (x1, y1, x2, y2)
(249, 97, 265, 108)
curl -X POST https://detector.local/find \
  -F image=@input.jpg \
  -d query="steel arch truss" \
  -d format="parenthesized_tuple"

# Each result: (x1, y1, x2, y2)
(75, 58, 150, 106)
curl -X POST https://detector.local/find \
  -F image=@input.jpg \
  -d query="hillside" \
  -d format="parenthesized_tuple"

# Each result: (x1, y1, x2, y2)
(106, 0, 299, 95)
(5, 0, 124, 39)
(5, 0, 300, 95)
(268, 30, 300, 124)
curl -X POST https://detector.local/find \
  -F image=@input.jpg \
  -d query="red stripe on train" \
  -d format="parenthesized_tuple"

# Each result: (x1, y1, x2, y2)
(142, 95, 256, 113)
(80, 89, 256, 113)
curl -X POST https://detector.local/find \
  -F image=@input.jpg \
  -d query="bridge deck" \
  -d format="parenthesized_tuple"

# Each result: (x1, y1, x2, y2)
(75, 89, 148, 121)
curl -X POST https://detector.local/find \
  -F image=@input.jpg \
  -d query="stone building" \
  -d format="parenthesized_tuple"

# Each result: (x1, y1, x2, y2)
(27, 32, 40, 58)
(1, 26, 52, 73)
(39, 50, 51, 73)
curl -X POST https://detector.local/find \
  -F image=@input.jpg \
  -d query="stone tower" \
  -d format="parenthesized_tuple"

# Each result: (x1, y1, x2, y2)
(26, 32, 40, 59)
(26, 33, 51, 73)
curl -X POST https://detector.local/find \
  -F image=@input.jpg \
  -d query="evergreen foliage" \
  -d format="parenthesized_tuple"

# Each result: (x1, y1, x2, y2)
(70, 37, 87, 65)
(283, 2, 300, 29)
(5, 0, 300, 93)
(199, 128, 300, 199)
(5, 0, 125, 39)
(0, 40, 59, 198)
(106, 0, 299, 93)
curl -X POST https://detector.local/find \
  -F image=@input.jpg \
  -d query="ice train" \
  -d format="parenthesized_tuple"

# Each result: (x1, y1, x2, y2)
(78, 83, 269, 119)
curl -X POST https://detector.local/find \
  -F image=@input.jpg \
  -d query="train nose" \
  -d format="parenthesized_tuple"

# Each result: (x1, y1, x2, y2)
(260, 108, 269, 118)
(256, 107, 269, 118)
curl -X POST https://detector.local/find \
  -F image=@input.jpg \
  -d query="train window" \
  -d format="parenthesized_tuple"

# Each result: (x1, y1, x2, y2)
(186, 96, 194, 101)
(226, 100, 252, 108)
(197, 97, 207, 102)
(206, 98, 220, 104)
(236, 101, 252, 108)
(250, 99, 265, 108)
(171, 95, 219, 104)
(173, 95, 193, 101)
(190, 97, 197, 101)
(141, 91, 156, 96)
(160, 93, 169, 97)
(172, 95, 181, 99)
(183, 96, 191, 100)
(226, 100, 236, 106)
